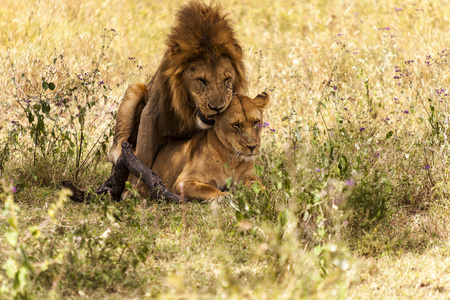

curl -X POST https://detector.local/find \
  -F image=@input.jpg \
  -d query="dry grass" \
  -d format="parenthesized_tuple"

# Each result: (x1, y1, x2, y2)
(348, 242, 450, 299)
(1, 0, 450, 298)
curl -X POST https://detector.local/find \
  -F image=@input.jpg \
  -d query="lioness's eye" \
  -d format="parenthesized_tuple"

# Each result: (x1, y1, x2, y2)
(232, 123, 241, 130)
(254, 120, 261, 127)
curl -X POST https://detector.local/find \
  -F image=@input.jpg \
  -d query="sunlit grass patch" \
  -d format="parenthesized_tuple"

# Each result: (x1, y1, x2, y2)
(1, 0, 450, 298)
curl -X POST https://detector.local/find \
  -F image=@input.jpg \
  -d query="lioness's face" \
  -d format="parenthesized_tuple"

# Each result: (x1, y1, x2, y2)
(215, 93, 270, 161)
(183, 56, 236, 129)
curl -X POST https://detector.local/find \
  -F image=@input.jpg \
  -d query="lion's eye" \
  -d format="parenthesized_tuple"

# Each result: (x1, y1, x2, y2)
(224, 77, 232, 87)
(197, 78, 207, 86)
(254, 120, 261, 127)
(232, 123, 241, 130)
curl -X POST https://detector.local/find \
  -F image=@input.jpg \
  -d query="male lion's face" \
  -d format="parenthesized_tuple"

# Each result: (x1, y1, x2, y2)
(183, 56, 237, 129)
(215, 93, 270, 161)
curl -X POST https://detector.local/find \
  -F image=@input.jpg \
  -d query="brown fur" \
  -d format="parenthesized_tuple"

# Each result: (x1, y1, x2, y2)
(152, 93, 269, 201)
(107, 2, 247, 195)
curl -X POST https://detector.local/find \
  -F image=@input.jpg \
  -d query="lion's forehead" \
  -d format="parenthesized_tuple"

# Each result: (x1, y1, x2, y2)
(212, 57, 235, 76)
(189, 57, 235, 78)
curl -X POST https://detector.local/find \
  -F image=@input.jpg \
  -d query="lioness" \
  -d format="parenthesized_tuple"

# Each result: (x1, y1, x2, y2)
(108, 2, 247, 196)
(152, 93, 269, 201)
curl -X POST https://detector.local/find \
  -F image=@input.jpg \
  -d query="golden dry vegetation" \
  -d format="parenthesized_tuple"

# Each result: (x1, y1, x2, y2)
(1, 0, 450, 298)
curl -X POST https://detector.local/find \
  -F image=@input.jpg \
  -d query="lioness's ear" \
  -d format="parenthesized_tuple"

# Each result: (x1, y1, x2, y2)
(253, 92, 269, 109)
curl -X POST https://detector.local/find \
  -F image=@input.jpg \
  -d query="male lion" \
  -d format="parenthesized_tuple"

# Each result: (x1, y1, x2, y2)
(108, 2, 247, 195)
(152, 93, 269, 201)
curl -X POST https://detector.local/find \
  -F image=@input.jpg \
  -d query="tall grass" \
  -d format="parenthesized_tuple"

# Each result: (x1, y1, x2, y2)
(1, 0, 450, 298)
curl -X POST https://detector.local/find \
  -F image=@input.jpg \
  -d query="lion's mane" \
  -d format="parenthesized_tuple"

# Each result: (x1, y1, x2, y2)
(157, 1, 247, 123)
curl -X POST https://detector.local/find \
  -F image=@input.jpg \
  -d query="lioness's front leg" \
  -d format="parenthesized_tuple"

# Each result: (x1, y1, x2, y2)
(177, 181, 230, 202)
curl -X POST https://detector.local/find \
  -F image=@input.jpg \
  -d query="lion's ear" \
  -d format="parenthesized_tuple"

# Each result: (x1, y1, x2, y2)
(253, 92, 269, 109)
(171, 42, 180, 53)
(233, 43, 243, 57)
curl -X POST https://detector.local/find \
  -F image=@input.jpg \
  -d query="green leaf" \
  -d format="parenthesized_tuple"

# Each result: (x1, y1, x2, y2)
(3, 258, 18, 279)
(78, 114, 85, 126)
(235, 211, 244, 221)
(42, 81, 49, 91)
(251, 182, 261, 195)
(14, 266, 28, 292)
(303, 210, 309, 221)
(225, 177, 232, 189)
(29, 226, 40, 237)
(41, 101, 50, 114)
(339, 155, 349, 176)
(5, 228, 18, 247)
(48, 82, 56, 90)
(33, 103, 41, 111)
(37, 118, 45, 133)
(386, 131, 393, 139)
(27, 111, 34, 123)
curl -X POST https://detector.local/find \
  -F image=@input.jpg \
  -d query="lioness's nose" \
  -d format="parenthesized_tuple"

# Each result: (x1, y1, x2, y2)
(247, 145, 257, 153)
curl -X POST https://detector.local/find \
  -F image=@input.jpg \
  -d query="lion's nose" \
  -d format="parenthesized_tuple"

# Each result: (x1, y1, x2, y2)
(208, 104, 224, 113)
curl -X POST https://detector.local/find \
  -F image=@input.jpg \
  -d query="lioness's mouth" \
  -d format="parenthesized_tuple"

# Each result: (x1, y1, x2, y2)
(198, 112, 215, 126)
(241, 154, 258, 162)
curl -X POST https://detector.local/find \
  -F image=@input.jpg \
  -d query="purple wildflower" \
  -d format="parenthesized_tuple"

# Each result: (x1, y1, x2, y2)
(404, 110, 409, 114)
(424, 165, 430, 170)
(345, 179, 355, 186)
(360, 127, 365, 132)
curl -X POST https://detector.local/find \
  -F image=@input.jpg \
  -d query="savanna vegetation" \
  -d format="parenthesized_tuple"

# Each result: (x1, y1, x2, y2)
(1, 0, 450, 298)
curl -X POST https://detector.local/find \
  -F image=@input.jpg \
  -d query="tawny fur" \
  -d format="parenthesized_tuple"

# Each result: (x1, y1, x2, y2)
(152, 93, 269, 201)
(107, 2, 247, 196)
